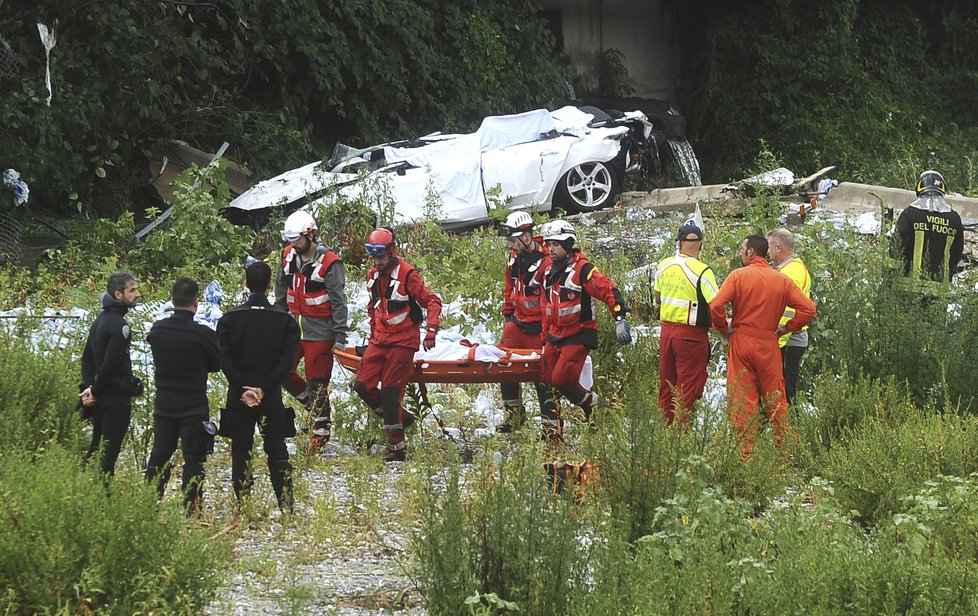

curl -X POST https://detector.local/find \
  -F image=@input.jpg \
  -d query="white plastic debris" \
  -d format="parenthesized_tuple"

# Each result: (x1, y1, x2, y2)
(37, 22, 57, 107)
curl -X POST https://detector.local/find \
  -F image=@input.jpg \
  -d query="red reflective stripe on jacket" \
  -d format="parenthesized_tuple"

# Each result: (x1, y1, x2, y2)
(543, 250, 621, 340)
(502, 246, 550, 324)
(281, 245, 341, 318)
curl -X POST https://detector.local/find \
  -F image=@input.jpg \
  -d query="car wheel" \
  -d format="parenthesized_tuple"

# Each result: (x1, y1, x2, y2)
(554, 161, 621, 213)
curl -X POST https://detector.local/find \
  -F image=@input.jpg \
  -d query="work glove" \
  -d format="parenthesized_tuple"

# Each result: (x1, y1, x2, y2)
(423, 328, 438, 351)
(331, 340, 346, 354)
(615, 319, 632, 345)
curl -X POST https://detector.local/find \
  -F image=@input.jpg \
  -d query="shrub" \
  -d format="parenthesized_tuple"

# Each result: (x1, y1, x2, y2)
(0, 331, 85, 454)
(573, 473, 978, 615)
(414, 447, 588, 616)
(795, 372, 916, 468)
(818, 409, 978, 525)
(0, 448, 231, 614)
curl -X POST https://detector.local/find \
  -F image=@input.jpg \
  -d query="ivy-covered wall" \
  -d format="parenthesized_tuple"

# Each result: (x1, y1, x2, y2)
(677, 0, 978, 191)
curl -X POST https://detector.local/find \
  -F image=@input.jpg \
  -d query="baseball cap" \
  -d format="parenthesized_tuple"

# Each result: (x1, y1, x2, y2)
(677, 222, 703, 241)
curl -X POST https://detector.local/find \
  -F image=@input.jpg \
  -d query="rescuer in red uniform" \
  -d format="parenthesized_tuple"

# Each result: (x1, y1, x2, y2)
(539, 220, 631, 441)
(352, 227, 442, 462)
(274, 210, 349, 453)
(497, 211, 556, 436)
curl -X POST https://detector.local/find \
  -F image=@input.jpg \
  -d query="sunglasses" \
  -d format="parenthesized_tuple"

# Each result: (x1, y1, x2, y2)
(364, 243, 389, 257)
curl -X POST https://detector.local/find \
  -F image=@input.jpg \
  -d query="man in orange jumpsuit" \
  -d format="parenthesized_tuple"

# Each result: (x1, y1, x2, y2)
(710, 235, 816, 458)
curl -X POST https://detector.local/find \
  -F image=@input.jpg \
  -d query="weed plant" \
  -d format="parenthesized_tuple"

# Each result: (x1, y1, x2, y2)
(818, 407, 978, 525)
(415, 445, 588, 616)
(0, 447, 230, 615)
(0, 332, 86, 454)
(571, 465, 978, 615)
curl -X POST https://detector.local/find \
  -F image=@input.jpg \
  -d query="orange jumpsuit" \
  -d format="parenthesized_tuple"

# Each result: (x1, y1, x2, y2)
(710, 256, 816, 457)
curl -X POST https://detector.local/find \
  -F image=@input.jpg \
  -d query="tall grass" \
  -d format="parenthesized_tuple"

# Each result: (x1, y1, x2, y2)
(0, 448, 231, 615)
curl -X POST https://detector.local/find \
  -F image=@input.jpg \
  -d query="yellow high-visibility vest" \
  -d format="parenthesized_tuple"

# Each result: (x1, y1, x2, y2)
(777, 256, 811, 347)
(654, 253, 718, 327)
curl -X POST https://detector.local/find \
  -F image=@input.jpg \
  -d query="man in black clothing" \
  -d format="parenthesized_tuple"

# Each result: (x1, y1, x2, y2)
(80, 271, 142, 476)
(891, 170, 964, 288)
(217, 262, 300, 512)
(145, 278, 222, 513)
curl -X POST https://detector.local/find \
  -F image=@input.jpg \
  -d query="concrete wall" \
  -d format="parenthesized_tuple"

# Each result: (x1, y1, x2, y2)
(539, 0, 680, 100)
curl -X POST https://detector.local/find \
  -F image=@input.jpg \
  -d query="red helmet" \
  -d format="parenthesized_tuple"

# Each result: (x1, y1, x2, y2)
(365, 228, 395, 256)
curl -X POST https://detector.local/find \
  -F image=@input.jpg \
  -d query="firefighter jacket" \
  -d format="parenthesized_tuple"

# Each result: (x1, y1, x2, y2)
(502, 241, 550, 334)
(776, 255, 812, 348)
(654, 252, 718, 328)
(366, 255, 443, 350)
(275, 242, 349, 343)
(542, 249, 627, 348)
(710, 256, 816, 338)
(81, 293, 136, 402)
(891, 198, 964, 284)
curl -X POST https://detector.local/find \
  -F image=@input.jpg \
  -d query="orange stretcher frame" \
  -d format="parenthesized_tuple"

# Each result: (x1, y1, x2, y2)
(333, 344, 542, 384)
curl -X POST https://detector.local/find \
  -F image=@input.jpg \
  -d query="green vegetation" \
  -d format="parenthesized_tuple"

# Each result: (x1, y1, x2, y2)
(0, 1, 564, 218)
(681, 0, 978, 190)
(2, 109, 978, 613)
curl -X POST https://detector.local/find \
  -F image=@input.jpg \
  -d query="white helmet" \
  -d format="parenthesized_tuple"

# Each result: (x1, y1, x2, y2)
(540, 219, 576, 243)
(499, 211, 535, 237)
(281, 211, 317, 242)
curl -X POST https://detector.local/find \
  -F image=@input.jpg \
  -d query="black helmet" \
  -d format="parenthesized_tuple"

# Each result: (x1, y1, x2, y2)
(915, 170, 946, 197)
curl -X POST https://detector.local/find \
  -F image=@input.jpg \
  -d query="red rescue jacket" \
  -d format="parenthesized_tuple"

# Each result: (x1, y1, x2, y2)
(543, 249, 626, 346)
(502, 240, 550, 329)
(281, 244, 341, 318)
(366, 255, 442, 349)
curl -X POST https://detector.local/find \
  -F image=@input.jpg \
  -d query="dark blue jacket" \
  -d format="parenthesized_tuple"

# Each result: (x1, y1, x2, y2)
(148, 309, 222, 417)
(217, 294, 299, 413)
(81, 293, 135, 402)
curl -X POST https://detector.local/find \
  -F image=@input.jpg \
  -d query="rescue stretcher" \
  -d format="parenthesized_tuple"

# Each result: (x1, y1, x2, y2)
(333, 341, 542, 384)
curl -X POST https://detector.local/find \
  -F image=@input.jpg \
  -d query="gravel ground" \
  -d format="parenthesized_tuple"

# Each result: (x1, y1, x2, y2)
(204, 442, 429, 616)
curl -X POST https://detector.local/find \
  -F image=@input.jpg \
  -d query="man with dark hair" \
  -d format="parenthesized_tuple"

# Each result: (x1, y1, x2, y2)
(145, 277, 222, 513)
(80, 271, 142, 476)
(218, 262, 300, 511)
(353, 227, 441, 462)
(275, 210, 349, 453)
(710, 235, 816, 459)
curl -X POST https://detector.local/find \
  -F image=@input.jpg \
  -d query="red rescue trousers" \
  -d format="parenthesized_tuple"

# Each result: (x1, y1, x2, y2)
(541, 342, 592, 409)
(285, 339, 335, 394)
(726, 327, 787, 458)
(658, 322, 710, 426)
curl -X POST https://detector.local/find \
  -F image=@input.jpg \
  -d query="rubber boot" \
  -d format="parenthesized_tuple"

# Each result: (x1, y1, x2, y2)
(307, 379, 332, 453)
(382, 387, 406, 462)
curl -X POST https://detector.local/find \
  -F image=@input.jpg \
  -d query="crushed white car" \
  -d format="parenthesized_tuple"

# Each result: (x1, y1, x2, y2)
(224, 105, 652, 229)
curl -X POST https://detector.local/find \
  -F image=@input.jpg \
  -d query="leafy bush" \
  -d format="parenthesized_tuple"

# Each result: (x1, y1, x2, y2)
(0, 1, 566, 217)
(796, 373, 916, 467)
(818, 409, 978, 525)
(0, 448, 231, 615)
(682, 0, 978, 187)
(573, 472, 978, 615)
(0, 331, 85, 454)
(415, 447, 588, 616)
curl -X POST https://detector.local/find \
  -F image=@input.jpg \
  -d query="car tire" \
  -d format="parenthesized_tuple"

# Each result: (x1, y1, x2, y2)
(554, 161, 621, 213)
